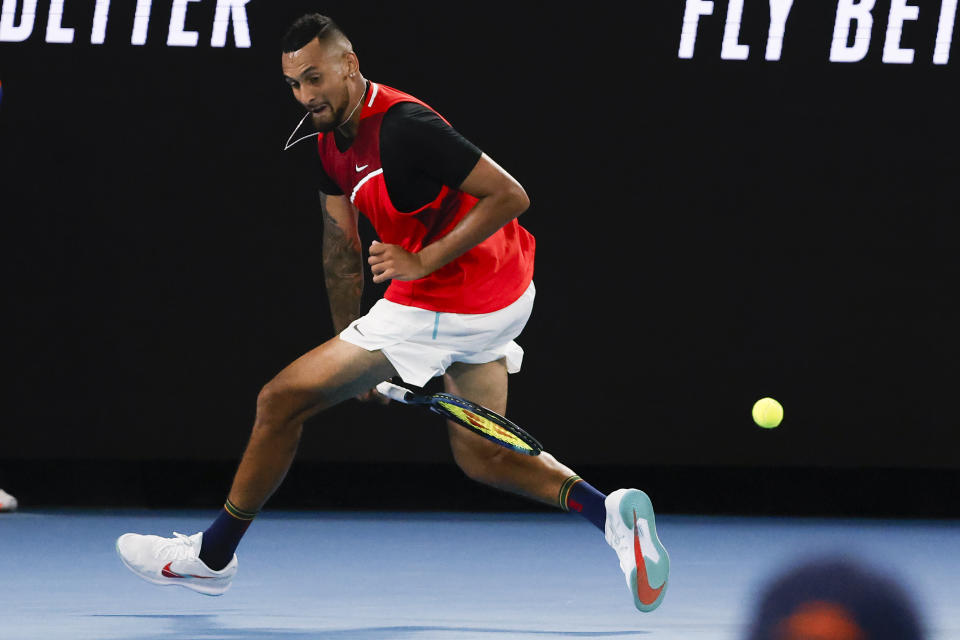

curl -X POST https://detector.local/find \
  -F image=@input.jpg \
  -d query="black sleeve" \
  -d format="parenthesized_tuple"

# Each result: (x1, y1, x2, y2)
(381, 102, 483, 190)
(314, 154, 344, 196)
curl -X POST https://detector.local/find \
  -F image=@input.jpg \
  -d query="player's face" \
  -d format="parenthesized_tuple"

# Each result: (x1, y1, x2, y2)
(282, 37, 353, 133)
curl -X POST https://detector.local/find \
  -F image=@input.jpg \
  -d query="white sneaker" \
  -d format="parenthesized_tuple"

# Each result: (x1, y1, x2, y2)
(116, 531, 237, 596)
(0, 488, 17, 512)
(605, 488, 670, 612)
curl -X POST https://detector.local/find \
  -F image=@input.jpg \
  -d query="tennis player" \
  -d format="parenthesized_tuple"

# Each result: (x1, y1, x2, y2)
(116, 13, 669, 612)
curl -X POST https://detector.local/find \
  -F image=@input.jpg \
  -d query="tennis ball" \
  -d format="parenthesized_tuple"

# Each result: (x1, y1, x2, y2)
(752, 397, 783, 428)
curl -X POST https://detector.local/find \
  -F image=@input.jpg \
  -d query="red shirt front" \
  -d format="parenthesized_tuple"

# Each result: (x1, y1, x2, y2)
(316, 82, 535, 314)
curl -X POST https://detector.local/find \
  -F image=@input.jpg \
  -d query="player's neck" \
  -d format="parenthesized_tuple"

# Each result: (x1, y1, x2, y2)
(334, 77, 368, 140)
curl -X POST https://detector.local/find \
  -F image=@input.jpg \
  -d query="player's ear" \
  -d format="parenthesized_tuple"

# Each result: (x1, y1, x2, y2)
(344, 52, 359, 78)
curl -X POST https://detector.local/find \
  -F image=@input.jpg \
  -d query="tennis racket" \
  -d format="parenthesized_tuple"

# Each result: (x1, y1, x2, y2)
(375, 381, 543, 456)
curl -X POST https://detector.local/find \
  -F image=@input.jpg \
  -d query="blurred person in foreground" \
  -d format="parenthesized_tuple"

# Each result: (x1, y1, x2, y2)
(745, 556, 925, 640)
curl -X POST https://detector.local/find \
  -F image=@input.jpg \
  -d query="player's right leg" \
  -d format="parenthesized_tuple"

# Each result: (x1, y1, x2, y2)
(116, 336, 397, 595)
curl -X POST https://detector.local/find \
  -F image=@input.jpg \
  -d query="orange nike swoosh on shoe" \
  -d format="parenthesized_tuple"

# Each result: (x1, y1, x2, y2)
(633, 509, 665, 605)
(161, 562, 215, 579)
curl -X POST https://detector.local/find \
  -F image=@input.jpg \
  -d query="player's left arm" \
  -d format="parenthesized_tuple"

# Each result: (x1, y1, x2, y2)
(368, 153, 529, 283)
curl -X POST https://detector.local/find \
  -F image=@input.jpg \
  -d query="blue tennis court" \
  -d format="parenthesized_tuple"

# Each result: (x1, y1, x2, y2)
(3, 509, 957, 639)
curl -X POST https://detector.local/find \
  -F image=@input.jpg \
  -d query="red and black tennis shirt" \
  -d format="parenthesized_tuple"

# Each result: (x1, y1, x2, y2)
(313, 81, 535, 314)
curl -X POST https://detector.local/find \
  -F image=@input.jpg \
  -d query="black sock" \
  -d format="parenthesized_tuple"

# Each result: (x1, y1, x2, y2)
(560, 475, 607, 532)
(198, 500, 256, 571)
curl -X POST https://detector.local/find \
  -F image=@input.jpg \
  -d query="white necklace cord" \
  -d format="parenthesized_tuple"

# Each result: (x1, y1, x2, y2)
(283, 111, 315, 151)
(335, 82, 367, 131)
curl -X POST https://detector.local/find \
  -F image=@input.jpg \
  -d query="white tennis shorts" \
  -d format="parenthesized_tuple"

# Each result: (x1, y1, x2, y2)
(339, 282, 535, 387)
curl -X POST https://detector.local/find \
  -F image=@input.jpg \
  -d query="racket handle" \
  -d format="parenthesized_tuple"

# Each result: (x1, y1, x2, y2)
(376, 381, 413, 404)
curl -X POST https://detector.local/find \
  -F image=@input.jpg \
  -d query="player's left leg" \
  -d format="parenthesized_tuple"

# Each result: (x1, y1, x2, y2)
(443, 359, 669, 612)
(116, 337, 398, 595)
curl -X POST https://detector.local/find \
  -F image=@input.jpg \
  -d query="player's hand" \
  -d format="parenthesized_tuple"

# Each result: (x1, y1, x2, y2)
(368, 241, 431, 283)
(356, 387, 390, 404)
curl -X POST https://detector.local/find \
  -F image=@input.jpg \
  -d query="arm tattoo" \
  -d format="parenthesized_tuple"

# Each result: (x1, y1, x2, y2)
(320, 192, 364, 334)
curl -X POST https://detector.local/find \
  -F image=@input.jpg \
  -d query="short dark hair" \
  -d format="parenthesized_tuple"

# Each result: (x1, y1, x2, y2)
(281, 13, 346, 53)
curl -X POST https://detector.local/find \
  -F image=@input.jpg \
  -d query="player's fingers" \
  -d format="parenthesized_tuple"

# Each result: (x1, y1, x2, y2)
(356, 387, 391, 404)
(373, 268, 394, 283)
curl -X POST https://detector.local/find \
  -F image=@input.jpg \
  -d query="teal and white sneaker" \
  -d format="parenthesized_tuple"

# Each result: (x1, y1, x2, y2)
(604, 488, 670, 612)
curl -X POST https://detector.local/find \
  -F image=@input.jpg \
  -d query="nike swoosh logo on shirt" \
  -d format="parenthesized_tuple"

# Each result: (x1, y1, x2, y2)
(161, 562, 215, 579)
(633, 509, 665, 605)
(355, 163, 369, 172)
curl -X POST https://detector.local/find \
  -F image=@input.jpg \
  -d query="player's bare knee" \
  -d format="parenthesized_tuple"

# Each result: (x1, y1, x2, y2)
(253, 381, 297, 434)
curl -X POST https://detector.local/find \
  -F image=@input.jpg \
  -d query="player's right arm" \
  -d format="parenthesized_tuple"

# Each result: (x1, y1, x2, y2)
(320, 191, 363, 334)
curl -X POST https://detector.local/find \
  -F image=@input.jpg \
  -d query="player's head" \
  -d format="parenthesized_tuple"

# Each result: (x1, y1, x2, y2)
(281, 14, 360, 133)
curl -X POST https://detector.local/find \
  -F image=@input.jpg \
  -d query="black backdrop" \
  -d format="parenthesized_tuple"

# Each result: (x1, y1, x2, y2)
(1, 1, 957, 513)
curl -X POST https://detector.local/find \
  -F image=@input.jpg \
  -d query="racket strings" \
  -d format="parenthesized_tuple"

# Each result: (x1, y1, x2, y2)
(436, 401, 535, 452)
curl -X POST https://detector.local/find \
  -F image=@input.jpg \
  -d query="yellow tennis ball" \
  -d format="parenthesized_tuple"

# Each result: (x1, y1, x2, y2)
(752, 397, 783, 428)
